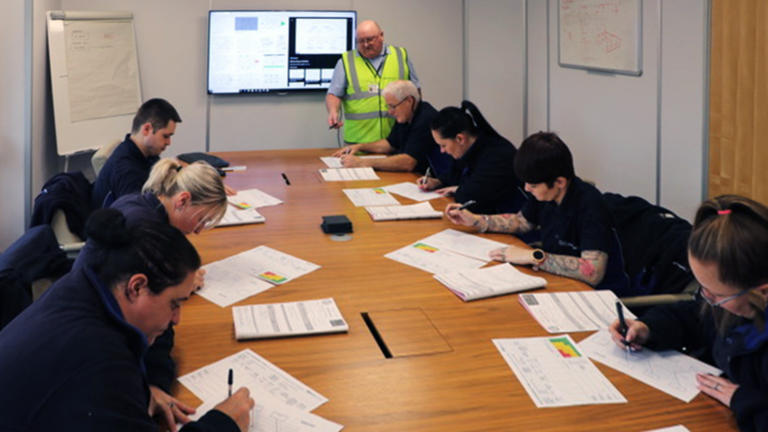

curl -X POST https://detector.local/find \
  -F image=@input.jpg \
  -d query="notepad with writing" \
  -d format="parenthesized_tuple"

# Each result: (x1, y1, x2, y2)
(232, 298, 349, 340)
(434, 263, 547, 301)
(216, 205, 265, 227)
(365, 202, 442, 221)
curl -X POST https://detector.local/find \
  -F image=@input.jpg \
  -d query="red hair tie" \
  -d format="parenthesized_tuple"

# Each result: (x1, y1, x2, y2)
(718, 209, 731, 215)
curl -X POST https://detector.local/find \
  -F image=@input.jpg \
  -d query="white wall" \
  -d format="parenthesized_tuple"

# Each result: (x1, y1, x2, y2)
(0, 0, 31, 250)
(514, 0, 707, 219)
(464, 0, 526, 144)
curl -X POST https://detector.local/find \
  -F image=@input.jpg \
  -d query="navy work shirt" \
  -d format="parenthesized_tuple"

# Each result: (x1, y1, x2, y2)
(91, 134, 159, 209)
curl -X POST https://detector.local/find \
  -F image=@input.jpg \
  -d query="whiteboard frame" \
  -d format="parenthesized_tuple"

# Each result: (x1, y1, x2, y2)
(557, 0, 643, 76)
(46, 11, 142, 156)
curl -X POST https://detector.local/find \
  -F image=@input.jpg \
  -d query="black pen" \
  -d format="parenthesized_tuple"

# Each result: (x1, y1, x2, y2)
(228, 368, 233, 397)
(457, 200, 477, 211)
(615, 300, 630, 348)
(281, 172, 291, 185)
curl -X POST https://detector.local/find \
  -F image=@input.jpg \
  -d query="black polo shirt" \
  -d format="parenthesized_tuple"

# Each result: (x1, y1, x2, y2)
(442, 132, 527, 214)
(521, 177, 631, 295)
(387, 101, 439, 173)
(91, 134, 159, 209)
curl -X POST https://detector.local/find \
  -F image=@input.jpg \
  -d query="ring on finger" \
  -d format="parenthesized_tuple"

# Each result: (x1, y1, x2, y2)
(168, 402, 175, 409)
(713, 383, 720, 391)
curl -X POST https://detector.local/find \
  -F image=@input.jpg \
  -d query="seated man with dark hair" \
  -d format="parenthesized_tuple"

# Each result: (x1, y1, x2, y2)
(444, 131, 633, 296)
(91, 98, 182, 209)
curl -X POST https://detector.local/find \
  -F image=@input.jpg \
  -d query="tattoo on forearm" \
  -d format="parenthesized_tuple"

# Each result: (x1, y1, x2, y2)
(486, 211, 532, 234)
(540, 250, 607, 286)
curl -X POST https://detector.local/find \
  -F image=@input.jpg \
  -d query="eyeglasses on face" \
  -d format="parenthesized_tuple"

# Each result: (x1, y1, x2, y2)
(386, 97, 409, 111)
(355, 34, 380, 45)
(696, 284, 751, 307)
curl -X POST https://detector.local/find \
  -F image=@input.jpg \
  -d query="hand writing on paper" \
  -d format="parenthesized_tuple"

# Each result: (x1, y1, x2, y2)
(696, 373, 738, 407)
(444, 203, 479, 227)
(194, 268, 206, 291)
(340, 154, 365, 168)
(332, 144, 361, 157)
(148, 385, 196, 432)
(214, 387, 255, 432)
(608, 318, 649, 352)
(435, 185, 457, 196)
(417, 176, 442, 191)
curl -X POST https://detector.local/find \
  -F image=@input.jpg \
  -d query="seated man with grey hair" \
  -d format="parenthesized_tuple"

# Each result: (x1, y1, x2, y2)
(333, 80, 441, 172)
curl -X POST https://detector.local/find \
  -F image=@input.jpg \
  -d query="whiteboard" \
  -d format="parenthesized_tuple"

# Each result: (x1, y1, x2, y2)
(558, 0, 642, 76)
(47, 11, 142, 156)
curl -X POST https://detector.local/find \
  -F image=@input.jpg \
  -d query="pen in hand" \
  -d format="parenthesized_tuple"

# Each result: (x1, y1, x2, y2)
(615, 300, 631, 351)
(419, 167, 432, 186)
(457, 200, 477, 211)
(228, 368, 233, 397)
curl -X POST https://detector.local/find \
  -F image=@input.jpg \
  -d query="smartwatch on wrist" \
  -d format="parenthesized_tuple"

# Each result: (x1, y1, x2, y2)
(532, 249, 546, 265)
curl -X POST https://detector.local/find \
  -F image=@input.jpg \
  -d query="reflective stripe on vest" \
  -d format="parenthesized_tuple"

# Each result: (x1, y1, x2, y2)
(341, 46, 409, 143)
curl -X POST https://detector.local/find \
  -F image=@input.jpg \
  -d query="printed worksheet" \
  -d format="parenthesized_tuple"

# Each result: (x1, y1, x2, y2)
(342, 187, 400, 206)
(216, 205, 265, 227)
(421, 229, 508, 261)
(319, 167, 379, 181)
(178, 349, 328, 412)
(233, 298, 349, 340)
(197, 246, 321, 307)
(579, 330, 722, 402)
(435, 263, 547, 301)
(385, 241, 487, 275)
(365, 202, 442, 221)
(190, 396, 344, 432)
(320, 155, 385, 168)
(228, 188, 283, 209)
(519, 291, 636, 333)
(493, 335, 627, 407)
(383, 181, 442, 201)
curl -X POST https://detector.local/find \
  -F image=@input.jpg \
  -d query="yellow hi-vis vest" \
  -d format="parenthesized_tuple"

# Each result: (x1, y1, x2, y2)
(341, 45, 410, 143)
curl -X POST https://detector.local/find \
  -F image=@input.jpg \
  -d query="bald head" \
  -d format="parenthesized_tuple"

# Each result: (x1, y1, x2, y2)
(355, 20, 384, 59)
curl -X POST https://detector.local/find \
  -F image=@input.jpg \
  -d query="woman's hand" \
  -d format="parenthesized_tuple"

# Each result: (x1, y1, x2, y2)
(608, 318, 649, 352)
(697, 374, 738, 407)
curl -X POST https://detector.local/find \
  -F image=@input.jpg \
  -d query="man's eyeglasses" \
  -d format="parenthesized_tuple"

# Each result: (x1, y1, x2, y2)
(386, 97, 409, 110)
(696, 284, 751, 307)
(356, 34, 380, 45)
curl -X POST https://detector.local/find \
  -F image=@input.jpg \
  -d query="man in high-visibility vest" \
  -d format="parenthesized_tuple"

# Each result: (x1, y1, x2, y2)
(326, 20, 420, 145)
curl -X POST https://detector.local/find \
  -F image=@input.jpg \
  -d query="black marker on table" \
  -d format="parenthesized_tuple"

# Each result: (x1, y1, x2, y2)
(281, 173, 291, 185)
(228, 368, 233, 397)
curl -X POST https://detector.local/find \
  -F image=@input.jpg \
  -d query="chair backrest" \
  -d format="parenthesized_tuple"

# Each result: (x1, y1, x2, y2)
(91, 139, 121, 177)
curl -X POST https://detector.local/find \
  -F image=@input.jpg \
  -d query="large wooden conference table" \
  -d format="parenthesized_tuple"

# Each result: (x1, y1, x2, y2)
(174, 149, 737, 432)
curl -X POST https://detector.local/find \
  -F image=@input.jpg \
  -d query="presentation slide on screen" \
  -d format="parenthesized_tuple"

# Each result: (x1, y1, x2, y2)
(208, 11, 355, 94)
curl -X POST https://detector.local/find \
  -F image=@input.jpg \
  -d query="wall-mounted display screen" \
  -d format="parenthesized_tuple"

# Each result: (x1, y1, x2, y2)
(208, 10, 357, 94)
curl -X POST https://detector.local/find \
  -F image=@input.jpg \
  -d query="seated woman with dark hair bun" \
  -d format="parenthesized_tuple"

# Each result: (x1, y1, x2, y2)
(0, 209, 254, 431)
(419, 100, 527, 215)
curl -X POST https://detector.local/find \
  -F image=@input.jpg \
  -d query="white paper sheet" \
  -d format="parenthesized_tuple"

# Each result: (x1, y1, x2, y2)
(519, 290, 636, 333)
(216, 206, 265, 227)
(233, 298, 349, 340)
(320, 155, 385, 168)
(190, 396, 343, 432)
(420, 229, 508, 262)
(319, 167, 379, 181)
(643, 426, 690, 432)
(365, 202, 442, 221)
(435, 264, 546, 301)
(178, 349, 328, 412)
(383, 182, 442, 201)
(228, 188, 283, 209)
(342, 187, 400, 207)
(494, 335, 626, 407)
(385, 241, 487, 275)
(197, 246, 321, 307)
(579, 330, 722, 402)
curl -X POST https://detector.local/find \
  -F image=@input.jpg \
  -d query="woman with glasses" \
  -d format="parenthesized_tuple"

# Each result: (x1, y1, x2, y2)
(107, 158, 228, 428)
(418, 101, 527, 214)
(609, 195, 768, 432)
